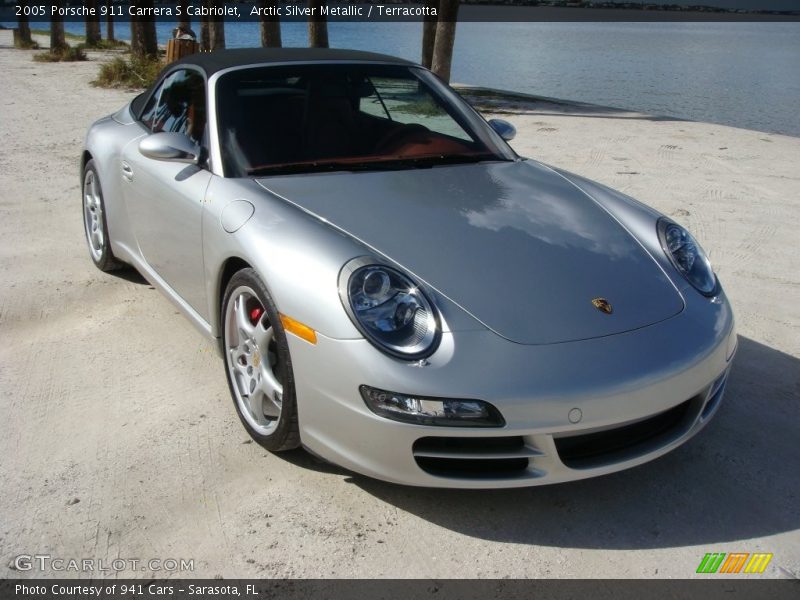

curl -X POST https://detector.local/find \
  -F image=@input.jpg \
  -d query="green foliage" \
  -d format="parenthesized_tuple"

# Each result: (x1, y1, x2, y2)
(92, 55, 162, 90)
(33, 44, 88, 63)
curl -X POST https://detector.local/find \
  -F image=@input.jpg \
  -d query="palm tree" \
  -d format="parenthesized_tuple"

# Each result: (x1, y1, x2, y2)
(177, 0, 191, 36)
(50, 0, 68, 53)
(431, 0, 460, 83)
(200, 14, 210, 51)
(259, 0, 282, 48)
(15, 0, 34, 48)
(130, 0, 158, 59)
(421, 0, 438, 68)
(202, 0, 225, 51)
(210, 18, 226, 50)
(308, 0, 329, 48)
(84, 0, 101, 47)
(105, 0, 115, 43)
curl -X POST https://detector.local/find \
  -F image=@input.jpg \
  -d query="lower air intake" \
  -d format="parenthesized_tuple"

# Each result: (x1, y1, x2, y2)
(555, 398, 696, 469)
(413, 436, 535, 479)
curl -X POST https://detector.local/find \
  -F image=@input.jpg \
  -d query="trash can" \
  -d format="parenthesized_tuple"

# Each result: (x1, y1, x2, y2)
(166, 27, 198, 63)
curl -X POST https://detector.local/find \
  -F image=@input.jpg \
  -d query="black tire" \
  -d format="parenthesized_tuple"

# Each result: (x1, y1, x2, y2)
(222, 268, 300, 452)
(82, 159, 124, 272)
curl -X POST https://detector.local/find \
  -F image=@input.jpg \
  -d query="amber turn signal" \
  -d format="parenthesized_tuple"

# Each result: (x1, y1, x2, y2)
(279, 313, 317, 345)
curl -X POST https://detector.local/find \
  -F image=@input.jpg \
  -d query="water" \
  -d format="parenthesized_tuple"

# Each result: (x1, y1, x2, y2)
(54, 20, 800, 136)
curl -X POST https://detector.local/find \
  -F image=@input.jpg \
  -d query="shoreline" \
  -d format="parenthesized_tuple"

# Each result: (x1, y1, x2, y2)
(7, 21, 799, 137)
(1, 30, 798, 579)
(15, 27, 800, 139)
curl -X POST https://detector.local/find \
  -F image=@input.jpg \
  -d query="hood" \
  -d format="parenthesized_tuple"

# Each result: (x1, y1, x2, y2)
(257, 160, 683, 345)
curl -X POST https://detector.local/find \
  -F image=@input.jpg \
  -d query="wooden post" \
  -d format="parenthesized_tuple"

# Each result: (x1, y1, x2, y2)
(166, 38, 198, 63)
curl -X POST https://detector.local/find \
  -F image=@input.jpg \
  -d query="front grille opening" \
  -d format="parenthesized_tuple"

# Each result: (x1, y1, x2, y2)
(555, 398, 695, 469)
(415, 456, 529, 478)
(413, 436, 530, 479)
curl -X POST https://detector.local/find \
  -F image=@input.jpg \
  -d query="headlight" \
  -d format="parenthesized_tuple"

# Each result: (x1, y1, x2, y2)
(657, 218, 717, 296)
(360, 386, 505, 427)
(339, 257, 440, 359)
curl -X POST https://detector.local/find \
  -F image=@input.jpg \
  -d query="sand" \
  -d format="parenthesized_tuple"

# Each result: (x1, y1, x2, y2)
(1, 29, 798, 579)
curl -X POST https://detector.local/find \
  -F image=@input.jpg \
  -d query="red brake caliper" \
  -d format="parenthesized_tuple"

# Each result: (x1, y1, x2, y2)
(249, 306, 264, 325)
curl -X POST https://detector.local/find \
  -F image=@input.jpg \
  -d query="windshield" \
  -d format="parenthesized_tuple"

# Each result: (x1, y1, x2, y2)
(215, 64, 515, 177)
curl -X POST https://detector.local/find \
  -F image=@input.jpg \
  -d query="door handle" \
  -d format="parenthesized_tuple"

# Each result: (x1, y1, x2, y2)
(121, 161, 134, 182)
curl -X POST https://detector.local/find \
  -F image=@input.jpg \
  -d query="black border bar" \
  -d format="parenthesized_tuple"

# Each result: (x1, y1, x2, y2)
(3, 2, 800, 23)
(2, 579, 800, 600)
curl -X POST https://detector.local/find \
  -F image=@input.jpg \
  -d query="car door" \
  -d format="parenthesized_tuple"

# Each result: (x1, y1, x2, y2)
(121, 68, 212, 319)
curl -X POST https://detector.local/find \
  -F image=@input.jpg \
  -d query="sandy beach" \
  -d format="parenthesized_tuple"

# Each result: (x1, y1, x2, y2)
(1, 29, 798, 579)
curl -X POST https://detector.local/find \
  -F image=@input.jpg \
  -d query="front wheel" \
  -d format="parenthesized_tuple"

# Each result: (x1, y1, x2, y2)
(222, 269, 300, 452)
(82, 159, 124, 272)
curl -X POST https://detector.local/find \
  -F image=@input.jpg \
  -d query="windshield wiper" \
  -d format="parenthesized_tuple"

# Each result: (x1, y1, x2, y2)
(247, 161, 415, 176)
(248, 154, 508, 177)
(406, 153, 507, 168)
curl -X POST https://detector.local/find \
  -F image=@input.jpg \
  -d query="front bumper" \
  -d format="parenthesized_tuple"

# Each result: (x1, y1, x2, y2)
(288, 292, 736, 488)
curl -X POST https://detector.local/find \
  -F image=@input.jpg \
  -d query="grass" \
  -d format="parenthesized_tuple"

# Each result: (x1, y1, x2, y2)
(92, 55, 163, 89)
(33, 45, 88, 63)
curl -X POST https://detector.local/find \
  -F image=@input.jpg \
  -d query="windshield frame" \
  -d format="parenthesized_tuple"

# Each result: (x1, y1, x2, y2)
(208, 61, 518, 178)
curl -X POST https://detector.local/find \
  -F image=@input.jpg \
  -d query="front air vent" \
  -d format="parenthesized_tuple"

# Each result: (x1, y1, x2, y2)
(701, 372, 728, 420)
(413, 436, 540, 479)
(555, 398, 697, 469)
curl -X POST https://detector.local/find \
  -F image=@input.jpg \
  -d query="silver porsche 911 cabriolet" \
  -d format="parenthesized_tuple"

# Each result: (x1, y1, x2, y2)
(82, 48, 736, 488)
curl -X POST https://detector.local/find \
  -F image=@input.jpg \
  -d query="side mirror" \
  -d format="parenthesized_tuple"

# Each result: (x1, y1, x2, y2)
(139, 132, 200, 164)
(488, 118, 516, 142)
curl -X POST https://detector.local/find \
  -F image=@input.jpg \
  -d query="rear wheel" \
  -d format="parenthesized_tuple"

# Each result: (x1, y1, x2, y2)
(222, 269, 300, 451)
(82, 159, 123, 272)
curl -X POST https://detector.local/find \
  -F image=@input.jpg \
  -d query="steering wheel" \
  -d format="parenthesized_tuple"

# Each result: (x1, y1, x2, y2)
(374, 124, 430, 154)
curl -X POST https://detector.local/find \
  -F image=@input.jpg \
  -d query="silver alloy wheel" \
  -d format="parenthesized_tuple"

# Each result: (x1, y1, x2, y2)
(83, 169, 104, 261)
(224, 285, 284, 435)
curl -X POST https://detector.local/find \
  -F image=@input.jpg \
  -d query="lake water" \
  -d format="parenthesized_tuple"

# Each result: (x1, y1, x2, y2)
(55, 20, 800, 136)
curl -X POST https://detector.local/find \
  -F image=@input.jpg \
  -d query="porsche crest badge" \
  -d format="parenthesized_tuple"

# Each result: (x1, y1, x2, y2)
(592, 298, 613, 315)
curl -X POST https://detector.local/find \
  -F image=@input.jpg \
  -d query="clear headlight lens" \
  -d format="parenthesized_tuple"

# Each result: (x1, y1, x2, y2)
(339, 259, 440, 359)
(360, 385, 505, 427)
(658, 218, 717, 296)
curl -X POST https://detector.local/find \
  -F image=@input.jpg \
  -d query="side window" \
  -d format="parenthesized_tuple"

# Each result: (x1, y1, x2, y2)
(139, 72, 175, 132)
(139, 70, 207, 143)
(363, 77, 472, 142)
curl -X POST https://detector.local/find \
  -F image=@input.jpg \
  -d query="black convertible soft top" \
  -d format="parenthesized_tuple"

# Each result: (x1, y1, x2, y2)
(172, 47, 414, 76)
(131, 47, 415, 118)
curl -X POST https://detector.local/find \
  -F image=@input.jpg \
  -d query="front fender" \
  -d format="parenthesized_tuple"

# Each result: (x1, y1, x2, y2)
(202, 177, 367, 341)
(83, 111, 145, 262)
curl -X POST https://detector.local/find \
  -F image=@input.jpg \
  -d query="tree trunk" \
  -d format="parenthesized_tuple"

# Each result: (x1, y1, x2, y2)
(130, 15, 139, 56)
(50, 0, 67, 53)
(105, 0, 115, 42)
(130, 1, 158, 59)
(259, 0, 282, 48)
(210, 17, 225, 51)
(177, 0, 191, 32)
(421, 0, 438, 69)
(16, 1, 33, 47)
(84, 0, 101, 46)
(308, 0, 329, 48)
(200, 15, 210, 51)
(203, 0, 225, 51)
(431, 0, 460, 83)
